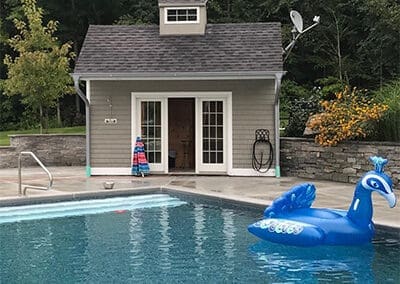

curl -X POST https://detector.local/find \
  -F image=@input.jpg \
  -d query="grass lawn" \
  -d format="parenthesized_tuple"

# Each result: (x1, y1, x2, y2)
(0, 126, 85, 146)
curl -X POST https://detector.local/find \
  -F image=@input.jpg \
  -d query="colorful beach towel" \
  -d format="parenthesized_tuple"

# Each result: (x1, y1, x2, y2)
(131, 137, 150, 176)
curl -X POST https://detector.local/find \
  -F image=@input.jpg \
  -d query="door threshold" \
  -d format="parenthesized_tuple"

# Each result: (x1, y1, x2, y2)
(168, 171, 196, 175)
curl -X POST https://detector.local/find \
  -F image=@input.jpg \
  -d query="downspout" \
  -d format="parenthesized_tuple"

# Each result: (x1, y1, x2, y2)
(72, 74, 91, 177)
(274, 72, 284, 178)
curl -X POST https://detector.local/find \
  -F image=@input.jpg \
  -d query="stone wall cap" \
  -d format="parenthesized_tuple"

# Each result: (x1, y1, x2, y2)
(0, 146, 16, 150)
(280, 137, 400, 147)
(9, 134, 85, 138)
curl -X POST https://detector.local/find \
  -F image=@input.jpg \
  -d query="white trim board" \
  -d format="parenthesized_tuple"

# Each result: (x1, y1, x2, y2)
(91, 168, 131, 175)
(91, 167, 275, 176)
(228, 168, 276, 177)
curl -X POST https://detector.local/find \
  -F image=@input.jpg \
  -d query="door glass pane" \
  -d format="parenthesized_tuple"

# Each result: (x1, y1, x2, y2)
(202, 100, 223, 164)
(210, 114, 216, 125)
(203, 140, 209, 151)
(210, 152, 216, 163)
(210, 139, 216, 150)
(217, 101, 223, 112)
(217, 114, 223, 125)
(203, 152, 209, 163)
(217, 139, 223, 151)
(203, 127, 209, 138)
(217, 152, 223, 163)
(210, 101, 216, 112)
(141, 101, 161, 164)
(217, 127, 223, 138)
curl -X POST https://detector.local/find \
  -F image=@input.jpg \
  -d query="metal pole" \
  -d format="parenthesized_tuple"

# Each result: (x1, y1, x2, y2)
(18, 153, 22, 196)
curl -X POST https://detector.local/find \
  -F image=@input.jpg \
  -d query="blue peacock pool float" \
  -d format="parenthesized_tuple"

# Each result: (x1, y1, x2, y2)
(248, 156, 397, 246)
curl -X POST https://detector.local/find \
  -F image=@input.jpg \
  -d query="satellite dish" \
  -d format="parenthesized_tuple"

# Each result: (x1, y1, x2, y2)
(290, 10, 303, 33)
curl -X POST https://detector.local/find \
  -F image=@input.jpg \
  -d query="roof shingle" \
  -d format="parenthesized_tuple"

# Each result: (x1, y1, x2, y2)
(74, 23, 283, 75)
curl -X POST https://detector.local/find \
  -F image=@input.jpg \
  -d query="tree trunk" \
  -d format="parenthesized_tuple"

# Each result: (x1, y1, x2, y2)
(44, 107, 49, 134)
(39, 104, 43, 134)
(332, 11, 343, 83)
(380, 40, 383, 90)
(71, 0, 81, 115)
(57, 99, 62, 127)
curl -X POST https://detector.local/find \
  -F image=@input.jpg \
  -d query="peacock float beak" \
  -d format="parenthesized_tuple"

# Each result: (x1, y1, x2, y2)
(381, 191, 396, 208)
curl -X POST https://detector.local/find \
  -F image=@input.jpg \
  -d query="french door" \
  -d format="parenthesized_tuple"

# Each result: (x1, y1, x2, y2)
(197, 99, 227, 172)
(133, 93, 231, 174)
(137, 99, 167, 172)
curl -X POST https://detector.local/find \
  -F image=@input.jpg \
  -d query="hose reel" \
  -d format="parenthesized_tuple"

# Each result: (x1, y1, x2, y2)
(252, 129, 273, 173)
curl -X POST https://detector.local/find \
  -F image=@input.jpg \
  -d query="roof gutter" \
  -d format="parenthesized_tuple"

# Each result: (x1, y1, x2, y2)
(73, 71, 282, 81)
(72, 74, 91, 177)
(274, 71, 285, 178)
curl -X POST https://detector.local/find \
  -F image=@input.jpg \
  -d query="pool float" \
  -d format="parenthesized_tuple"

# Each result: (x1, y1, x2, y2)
(248, 156, 396, 246)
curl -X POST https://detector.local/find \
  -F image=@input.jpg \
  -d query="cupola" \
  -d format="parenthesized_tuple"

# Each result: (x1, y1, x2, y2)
(158, 0, 207, 35)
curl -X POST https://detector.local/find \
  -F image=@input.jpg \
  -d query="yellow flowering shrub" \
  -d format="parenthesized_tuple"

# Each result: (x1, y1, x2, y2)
(306, 87, 388, 146)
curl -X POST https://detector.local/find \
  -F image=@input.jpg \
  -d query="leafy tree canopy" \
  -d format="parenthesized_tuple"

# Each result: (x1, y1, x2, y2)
(3, 0, 74, 132)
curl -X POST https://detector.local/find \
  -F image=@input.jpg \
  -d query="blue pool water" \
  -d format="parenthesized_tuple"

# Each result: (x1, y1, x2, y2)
(0, 194, 399, 283)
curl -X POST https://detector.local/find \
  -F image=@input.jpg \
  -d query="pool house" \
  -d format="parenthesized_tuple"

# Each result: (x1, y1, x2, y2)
(72, 0, 284, 177)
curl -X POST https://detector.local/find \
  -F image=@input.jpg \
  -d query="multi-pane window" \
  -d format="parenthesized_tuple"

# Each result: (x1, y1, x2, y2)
(202, 101, 223, 164)
(141, 101, 161, 163)
(166, 8, 198, 23)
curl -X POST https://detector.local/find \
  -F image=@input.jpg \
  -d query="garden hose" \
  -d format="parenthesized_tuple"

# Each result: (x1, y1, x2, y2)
(252, 129, 273, 173)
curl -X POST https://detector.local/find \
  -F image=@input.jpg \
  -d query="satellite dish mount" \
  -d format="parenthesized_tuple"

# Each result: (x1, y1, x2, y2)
(283, 10, 320, 62)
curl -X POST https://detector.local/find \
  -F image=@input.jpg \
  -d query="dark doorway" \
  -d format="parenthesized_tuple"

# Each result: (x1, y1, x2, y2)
(168, 98, 195, 171)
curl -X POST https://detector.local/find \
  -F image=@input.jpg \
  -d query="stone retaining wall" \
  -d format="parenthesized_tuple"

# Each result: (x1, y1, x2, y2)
(0, 135, 85, 168)
(1, 135, 398, 188)
(280, 137, 400, 187)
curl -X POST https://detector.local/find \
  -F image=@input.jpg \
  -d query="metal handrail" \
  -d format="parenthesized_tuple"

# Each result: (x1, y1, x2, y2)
(18, 151, 53, 196)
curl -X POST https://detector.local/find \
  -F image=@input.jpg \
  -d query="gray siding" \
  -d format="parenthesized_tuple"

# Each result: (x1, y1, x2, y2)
(232, 81, 275, 168)
(89, 79, 275, 169)
(90, 83, 131, 167)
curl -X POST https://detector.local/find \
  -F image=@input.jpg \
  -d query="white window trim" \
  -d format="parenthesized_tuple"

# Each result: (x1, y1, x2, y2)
(131, 92, 232, 174)
(164, 7, 200, 24)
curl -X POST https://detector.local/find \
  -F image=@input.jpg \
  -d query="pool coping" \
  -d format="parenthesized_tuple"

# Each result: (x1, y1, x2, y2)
(0, 186, 399, 233)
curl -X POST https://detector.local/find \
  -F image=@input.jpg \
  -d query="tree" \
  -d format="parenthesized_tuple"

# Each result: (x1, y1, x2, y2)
(3, 0, 74, 133)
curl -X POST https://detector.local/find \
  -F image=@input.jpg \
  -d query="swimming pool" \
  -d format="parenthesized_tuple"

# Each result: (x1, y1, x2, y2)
(0, 194, 399, 283)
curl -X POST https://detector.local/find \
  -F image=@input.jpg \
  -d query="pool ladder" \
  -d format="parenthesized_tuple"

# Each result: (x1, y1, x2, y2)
(18, 151, 53, 196)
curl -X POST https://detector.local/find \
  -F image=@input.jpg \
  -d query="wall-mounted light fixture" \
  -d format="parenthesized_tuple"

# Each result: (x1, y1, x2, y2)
(104, 97, 118, 124)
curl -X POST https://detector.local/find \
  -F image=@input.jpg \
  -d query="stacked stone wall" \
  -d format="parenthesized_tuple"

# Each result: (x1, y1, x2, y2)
(0, 135, 85, 168)
(280, 137, 400, 187)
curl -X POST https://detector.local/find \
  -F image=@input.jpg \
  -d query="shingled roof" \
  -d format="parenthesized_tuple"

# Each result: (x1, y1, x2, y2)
(74, 23, 283, 76)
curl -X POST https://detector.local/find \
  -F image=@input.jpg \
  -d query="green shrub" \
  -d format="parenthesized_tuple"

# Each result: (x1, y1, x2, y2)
(373, 79, 400, 141)
(284, 95, 320, 137)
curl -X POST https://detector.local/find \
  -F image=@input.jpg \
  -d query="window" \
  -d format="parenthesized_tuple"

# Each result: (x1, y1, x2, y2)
(166, 8, 199, 23)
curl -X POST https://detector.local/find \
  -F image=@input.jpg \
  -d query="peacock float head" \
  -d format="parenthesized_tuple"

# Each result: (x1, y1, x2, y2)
(360, 156, 396, 208)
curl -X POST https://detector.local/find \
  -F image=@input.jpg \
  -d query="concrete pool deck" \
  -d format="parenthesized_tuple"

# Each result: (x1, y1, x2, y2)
(0, 166, 399, 229)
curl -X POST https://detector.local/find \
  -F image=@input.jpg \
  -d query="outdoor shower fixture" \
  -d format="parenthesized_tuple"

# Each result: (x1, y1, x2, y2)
(283, 10, 320, 62)
(104, 96, 118, 124)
